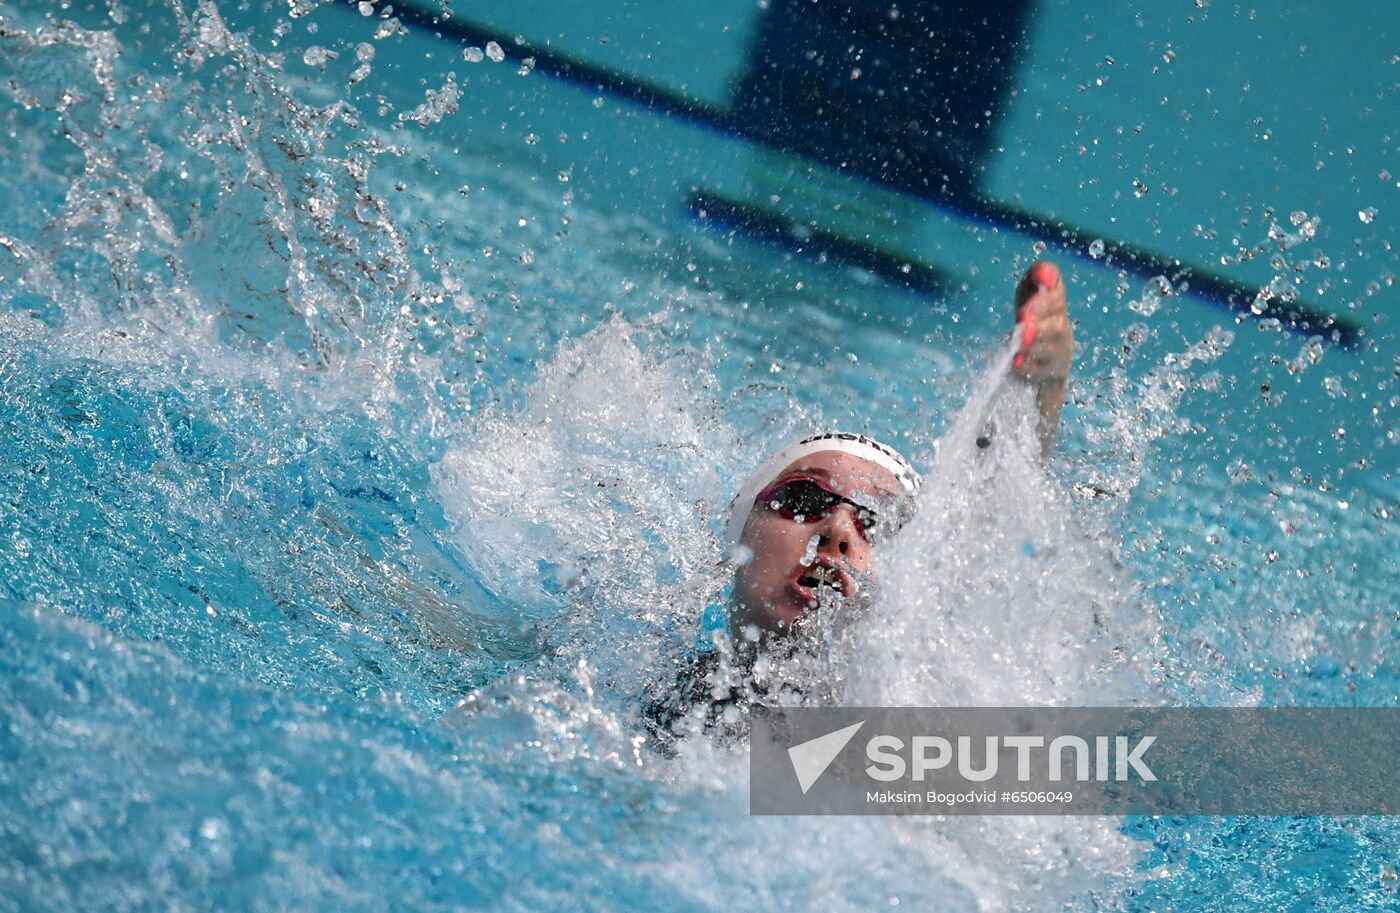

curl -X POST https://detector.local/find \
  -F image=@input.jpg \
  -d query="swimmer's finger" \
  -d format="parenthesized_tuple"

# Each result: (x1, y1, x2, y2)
(1019, 283, 1067, 331)
(1015, 260, 1062, 315)
(1023, 329, 1072, 379)
(1029, 309, 1071, 340)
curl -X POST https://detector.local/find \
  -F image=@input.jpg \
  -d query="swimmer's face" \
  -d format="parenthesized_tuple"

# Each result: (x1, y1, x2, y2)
(730, 451, 903, 636)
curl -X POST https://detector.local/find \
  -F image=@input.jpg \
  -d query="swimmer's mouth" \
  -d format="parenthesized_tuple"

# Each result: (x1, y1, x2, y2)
(791, 557, 856, 606)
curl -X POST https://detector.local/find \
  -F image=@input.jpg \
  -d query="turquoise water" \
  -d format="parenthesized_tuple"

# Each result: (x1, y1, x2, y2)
(1, 1, 1397, 910)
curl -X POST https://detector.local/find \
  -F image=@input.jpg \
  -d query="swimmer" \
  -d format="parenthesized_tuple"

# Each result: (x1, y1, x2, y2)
(644, 261, 1074, 746)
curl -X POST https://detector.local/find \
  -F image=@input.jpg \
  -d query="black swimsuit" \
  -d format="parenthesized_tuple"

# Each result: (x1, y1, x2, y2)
(643, 646, 751, 753)
(642, 638, 826, 754)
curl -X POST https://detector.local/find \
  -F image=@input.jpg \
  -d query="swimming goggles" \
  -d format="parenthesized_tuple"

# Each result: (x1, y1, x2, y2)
(753, 475, 902, 542)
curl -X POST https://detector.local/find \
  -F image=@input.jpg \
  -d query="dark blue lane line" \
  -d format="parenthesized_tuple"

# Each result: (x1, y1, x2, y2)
(380, 1, 1363, 348)
(689, 191, 946, 295)
(940, 199, 1362, 346)
(385, 1, 746, 132)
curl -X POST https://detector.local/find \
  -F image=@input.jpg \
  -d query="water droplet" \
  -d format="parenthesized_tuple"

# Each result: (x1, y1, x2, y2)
(398, 77, 460, 126)
(373, 17, 407, 39)
(1031, 240, 1046, 255)
(358, 0, 374, 14)
(485, 41, 505, 62)
(1132, 178, 1149, 198)
(1358, 206, 1378, 224)
(1128, 276, 1172, 317)
(1227, 459, 1253, 483)
(302, 46, 336, 67)
(1285, 335, 1325, 374)
(1088, 239, 1106, 259)
(463, 46, 484, 63)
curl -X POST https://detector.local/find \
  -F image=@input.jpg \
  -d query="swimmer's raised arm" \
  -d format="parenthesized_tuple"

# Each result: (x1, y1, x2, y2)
(1011, 260, 1074, 457)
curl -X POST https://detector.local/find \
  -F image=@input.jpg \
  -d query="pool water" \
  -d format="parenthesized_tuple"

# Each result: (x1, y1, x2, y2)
(1, 1, 1397, 910)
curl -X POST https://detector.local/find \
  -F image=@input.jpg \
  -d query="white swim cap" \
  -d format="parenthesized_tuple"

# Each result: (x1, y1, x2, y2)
(725, 431, 920, 546)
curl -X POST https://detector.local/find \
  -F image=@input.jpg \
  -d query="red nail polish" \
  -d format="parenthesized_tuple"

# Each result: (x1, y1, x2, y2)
(1022, 322, 1036, 347)
(1034, 262, 1060, 288)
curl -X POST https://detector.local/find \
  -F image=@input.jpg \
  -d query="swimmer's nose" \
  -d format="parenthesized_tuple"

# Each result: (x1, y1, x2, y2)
(819, 503, 864, 556)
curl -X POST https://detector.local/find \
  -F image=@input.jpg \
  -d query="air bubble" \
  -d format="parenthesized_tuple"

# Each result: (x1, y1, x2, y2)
(1358, 207, 1378, 224)
(1089, 239, 1105, 259)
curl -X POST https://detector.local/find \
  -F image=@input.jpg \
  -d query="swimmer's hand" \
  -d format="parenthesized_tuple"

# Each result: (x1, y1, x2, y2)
(1011, 260, 1073, 455)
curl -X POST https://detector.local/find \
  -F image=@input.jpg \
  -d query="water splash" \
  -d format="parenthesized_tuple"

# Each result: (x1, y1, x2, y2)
(3, 2, 1397, 911)
(849, 335, 1164, 709)
(432, 318, 733, 689)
